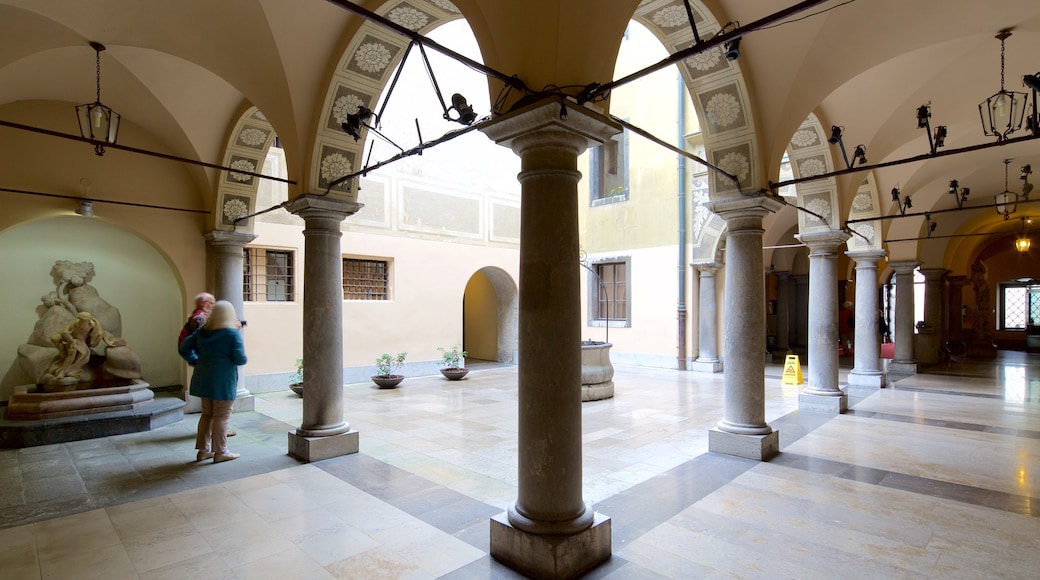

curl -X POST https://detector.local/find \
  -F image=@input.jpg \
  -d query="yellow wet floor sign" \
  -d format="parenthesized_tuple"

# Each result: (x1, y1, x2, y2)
(782, 354, 803, 385)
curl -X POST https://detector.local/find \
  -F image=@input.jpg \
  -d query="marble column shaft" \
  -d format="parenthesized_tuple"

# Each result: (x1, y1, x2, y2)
(890, 261, 921, 366)
(796, 231, 850, 398)
(696, 263, 721, 362)
(704, 196, 782, 438)
(847, 250, 886, 387)
(947, 275, 968, 351)
(920, 268, 949, 364)
(774, 271, 791, 354)
(481, 99, 613, 579)
(205, 230, 258, 411)
(288, 195, 359, 437)
(793, 274, 809, 349)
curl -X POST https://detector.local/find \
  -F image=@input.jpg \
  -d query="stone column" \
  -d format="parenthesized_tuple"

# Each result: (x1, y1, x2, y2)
(286, 195, 361, 462)
(947, 275, 968, 354)
(793, 274, 809, 354)
(774, 271, 791, 357)
(703, 195, 784, 461)
(846, 250, 886, 387)
(691, 261, 722, 373)
(481, 98, 613, 579)
(204, 230, 257, 412)
(918, 268, 948, 364)
(890, 260, 920, 373)
(795, 231, 850, 414)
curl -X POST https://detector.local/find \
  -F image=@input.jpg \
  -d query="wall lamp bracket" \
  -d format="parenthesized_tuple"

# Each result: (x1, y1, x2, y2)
(891, 186, 912, 215)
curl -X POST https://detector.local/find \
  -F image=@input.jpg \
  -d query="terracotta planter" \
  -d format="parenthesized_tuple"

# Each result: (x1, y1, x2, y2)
(372, 375, 404, 389)
(440, 368, 469, 380)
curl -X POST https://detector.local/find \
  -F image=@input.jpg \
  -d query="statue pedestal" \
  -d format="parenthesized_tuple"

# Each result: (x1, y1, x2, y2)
(0, 380, 184, 448)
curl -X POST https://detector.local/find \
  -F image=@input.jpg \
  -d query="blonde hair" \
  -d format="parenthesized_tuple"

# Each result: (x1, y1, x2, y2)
(205, 301, 239, 330)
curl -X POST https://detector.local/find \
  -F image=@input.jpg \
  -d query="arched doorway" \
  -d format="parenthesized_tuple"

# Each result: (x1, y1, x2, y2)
(463, 266, 517, 363)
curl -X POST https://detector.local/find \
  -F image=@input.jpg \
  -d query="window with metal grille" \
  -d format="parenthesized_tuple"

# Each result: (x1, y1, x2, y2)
(342, 258, 389, 300)
(1001, 283, 1040, 330)
(594, 262, 628, 321)
(243, 248, 294, 302)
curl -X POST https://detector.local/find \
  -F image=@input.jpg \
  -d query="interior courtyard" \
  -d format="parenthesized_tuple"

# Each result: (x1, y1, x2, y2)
(2, 0, 1040, 577)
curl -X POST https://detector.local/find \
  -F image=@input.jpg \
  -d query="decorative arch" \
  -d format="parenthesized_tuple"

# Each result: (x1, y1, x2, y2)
(213, 106, 278, 233)
(631, 0, 760, 262)
(310, 1, 465, 201)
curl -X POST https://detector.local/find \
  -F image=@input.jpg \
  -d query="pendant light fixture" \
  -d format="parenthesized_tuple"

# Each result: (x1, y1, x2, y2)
(1016, 217, 1032, 253)
(75, 41, 121, 156)
(995, 159, 1019, 220)
(978, 31, 1027, 141)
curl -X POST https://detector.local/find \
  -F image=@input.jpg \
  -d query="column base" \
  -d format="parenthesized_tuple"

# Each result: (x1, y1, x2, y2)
(233, 394, 255, 412)
(183, 390, 201, 413)
(708, 428, 779, 461)
(798, 390, 848, 414)
(287, 429, 359, 462)
(490, 511, 611, 579)
(690, 359, 723, 373)
(890, 361, 918, 374)
(847, 369, 884, 388)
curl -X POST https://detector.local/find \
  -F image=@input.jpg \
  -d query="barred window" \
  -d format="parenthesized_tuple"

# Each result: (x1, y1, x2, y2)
(343, 258, 389, 300)
(594, 261, 628, 321)
(244, 248, 294, 302)
(1001, 283, 1040, 330)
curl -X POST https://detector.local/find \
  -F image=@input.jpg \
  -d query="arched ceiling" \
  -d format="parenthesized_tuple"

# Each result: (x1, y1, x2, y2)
(1, 0, 1039, 272)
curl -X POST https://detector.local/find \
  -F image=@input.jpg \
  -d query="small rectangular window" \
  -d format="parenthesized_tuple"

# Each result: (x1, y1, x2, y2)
(590, 129, 629, 204)
(343, 258, 389, 300)
(594, 261, 628, 321)
(243, 248, 294, 302)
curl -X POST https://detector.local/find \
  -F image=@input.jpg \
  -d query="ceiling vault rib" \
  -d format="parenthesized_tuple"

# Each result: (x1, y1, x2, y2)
(323, 0, 524, 90)
(582, 0, 832, 103)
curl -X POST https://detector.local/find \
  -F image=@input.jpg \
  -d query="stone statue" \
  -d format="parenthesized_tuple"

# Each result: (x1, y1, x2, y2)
(40, 312, 124, 386)
(10, 260, 142, 391)
(971, 260, 990, 311)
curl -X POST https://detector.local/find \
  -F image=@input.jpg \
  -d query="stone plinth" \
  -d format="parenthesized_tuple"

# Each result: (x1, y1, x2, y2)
(0, 388, 184, 448)
(7, 379, 155, 420)
(798, 390, 849, 414)
(288, 429, 359, 462)
(708, 428, 779, 461)
(491, 512, 611, 579)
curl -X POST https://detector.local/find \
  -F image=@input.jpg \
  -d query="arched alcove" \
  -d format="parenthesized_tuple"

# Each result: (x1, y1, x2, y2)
(0, 216, 183, 400)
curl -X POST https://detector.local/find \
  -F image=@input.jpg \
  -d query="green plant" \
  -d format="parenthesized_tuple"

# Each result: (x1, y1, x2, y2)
(375, 352, 407, 377)
(437, 345, 467, 369)
(289, 358, 304, 385)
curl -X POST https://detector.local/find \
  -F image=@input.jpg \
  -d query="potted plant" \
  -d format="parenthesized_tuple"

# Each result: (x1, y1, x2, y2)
(372, 352, 407, 388)
(289, 358, 304, 396)
(437, 345, 469, 380)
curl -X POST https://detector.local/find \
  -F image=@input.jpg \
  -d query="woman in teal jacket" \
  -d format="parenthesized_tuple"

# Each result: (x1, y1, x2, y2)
(178, 300, 247, 463)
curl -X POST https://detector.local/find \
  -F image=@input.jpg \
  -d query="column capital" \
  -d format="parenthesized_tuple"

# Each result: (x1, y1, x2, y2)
(692, 260, 722, 274)
(947, 274, 969, 288)
(481, 96, 621, 155)
(796, 229, 850, 253)
(888, 260, 921, 274)
(774, 270, 791, 280)
(286, 194, 362, 222)
(845, 248, 887, 264)
(204, 229, 257, 248)
(703, 195, 784, 228)
(919, 267, 949, 281)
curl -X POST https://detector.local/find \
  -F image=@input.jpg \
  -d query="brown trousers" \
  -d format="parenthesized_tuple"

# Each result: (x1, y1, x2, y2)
(195, 398, 235, 454)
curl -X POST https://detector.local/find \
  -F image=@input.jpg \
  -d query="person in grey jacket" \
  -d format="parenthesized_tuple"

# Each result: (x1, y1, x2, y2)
(178, 300, 247, 463)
